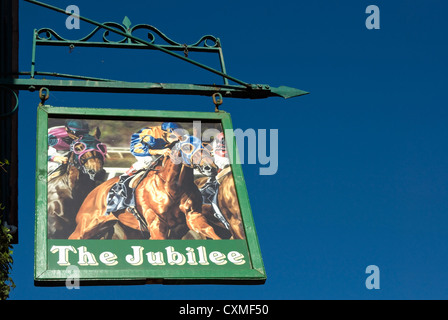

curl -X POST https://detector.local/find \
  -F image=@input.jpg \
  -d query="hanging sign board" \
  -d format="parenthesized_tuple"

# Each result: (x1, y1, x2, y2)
(34, 105, 266, 285)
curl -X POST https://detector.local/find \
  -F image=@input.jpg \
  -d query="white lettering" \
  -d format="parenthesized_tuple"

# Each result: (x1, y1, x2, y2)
(126, 246, 144, 266)
(99, 251, 118, 266)
(197, 246, 209, 265)
(209, 251, 227, 265)
(185, 247, 198, 265)
(146, 251, 165, 266)
(50, 245, 76, 266)
(50, 245, 247, 268)
(227, 251, 245, 265)
(77, 246, 98, 266)
(166, 246, 186, 265)
(179, 304, 214, 317)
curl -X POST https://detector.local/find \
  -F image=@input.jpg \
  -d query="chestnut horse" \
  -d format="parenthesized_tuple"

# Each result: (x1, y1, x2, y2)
(195, 168, 245, 240)
(47, 130, 107, 239)
(69, 135, 221, 240)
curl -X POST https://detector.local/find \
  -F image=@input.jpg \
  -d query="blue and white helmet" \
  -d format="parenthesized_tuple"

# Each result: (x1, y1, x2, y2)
(178, 135, 204, 165)
(161, 122, 180, 133)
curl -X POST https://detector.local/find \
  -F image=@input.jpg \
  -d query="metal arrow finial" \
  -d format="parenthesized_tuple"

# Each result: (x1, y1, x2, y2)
(271, 86, 309, 99)
(122, 16, 132, 29)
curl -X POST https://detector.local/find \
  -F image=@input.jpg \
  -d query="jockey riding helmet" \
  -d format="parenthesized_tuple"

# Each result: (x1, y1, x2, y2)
(161, 122, 180, 133)
(65, 119, 90, 137)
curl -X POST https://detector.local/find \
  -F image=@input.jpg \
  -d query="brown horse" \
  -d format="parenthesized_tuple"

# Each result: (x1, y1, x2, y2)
(69, 136, 222, 240)
(195, 168, 246, 240)
(47, 130, 107, 239)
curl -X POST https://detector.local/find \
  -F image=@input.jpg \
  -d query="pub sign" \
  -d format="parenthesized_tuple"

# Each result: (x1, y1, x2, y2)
(34, 105, 266, 284)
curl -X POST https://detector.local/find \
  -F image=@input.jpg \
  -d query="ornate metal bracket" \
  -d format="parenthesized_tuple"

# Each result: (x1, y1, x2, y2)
(7, 0, 309, 101)
(35, 17, 221, 51)
(32, 16, 230, 84)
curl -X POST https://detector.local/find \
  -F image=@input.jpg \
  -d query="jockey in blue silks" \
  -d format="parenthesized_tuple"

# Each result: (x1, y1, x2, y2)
(105, 122, 181, 214)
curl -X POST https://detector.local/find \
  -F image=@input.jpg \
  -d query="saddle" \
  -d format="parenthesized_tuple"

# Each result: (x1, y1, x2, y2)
(105, 157, 162, 216)
(129, 170, 147, 189)
(216, 165, 231, 184)
(105, 174, 136, 214)
(104, 170, 150, 233)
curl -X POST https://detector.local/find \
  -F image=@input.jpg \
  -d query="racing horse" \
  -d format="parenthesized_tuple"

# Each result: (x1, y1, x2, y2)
(195, 167, 246, 240)
(69, 135, 222, 240)
(47, 129, 107, 239)
(193, 131, 245, 240)
(215, 171, 245, 239)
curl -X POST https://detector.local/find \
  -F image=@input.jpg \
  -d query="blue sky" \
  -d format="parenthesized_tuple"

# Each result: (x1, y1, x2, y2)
(9, 0, 448, 299)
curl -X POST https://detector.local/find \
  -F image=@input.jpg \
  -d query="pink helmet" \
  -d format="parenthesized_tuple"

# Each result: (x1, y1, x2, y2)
(214, 132, 226, 157)
(48, 126, 70, 150)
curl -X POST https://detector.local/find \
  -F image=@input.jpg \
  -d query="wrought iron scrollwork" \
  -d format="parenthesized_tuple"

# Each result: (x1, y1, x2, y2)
(36, 23, 127, 43)
(35, 16, 220, 50)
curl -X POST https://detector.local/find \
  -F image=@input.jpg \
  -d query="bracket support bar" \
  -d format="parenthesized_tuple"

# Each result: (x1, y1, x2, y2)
(0, 78, 309, 99)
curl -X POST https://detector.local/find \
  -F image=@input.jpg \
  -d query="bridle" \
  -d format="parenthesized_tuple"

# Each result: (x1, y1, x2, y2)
(70, 135, 107, 180)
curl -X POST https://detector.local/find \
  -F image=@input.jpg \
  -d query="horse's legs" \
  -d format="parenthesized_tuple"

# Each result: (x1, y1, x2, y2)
(184, 211, 221, 240)
(229, 216, 245, 240)
(69, 215, 88, 239)
(69, 178, 119, 239)
(69, 214, 116, 239)
(179, 193, 221, 240)
(218, 175, 245, 239)
(148, 215, 169, 240)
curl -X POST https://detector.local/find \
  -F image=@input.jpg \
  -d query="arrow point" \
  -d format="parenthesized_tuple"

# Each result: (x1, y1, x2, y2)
(273, 86, 309, 99)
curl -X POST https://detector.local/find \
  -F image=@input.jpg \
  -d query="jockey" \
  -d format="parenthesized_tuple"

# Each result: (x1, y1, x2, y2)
(47, 119, 90, 174)
(199, 131, 229, 188)
(199, 131, 231, 230)
(211, 131, 230, 170)
(105, 122, 181, 214)
(129, 122, 181, 174)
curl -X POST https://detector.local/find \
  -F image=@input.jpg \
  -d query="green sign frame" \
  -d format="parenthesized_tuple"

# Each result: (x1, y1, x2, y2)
(34, 105, 266, 285)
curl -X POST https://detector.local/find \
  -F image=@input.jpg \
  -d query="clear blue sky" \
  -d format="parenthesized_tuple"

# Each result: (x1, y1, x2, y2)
(9, 0, 448, 299)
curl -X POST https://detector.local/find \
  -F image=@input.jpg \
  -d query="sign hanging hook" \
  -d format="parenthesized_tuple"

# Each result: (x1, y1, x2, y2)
(212, 92, 223, 112)
(38, 87, 50, 106)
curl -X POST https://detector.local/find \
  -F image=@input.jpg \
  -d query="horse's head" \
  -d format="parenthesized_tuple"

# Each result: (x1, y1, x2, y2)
(171, 135, 218, 174)
(70, 128, 107, 180)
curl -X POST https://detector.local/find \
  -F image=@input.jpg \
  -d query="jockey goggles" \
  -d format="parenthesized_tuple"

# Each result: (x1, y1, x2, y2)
(70, 140, 107, 162)
(178, 135, 211, 165)
(167, 131, 182, 141)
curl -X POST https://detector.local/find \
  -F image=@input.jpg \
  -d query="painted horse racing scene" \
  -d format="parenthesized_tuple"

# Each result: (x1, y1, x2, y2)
(47, 117, 246, 241)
